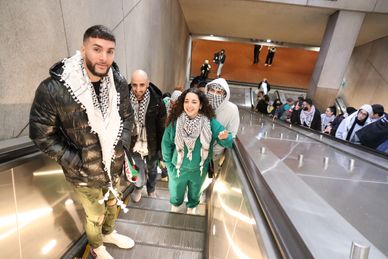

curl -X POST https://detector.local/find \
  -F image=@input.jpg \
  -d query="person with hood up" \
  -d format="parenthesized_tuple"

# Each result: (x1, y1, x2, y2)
(206, 78, 240, 161)
(335, 104, 372, 142)
(162, 88, 233, 214)
(128, 70, 167, 202)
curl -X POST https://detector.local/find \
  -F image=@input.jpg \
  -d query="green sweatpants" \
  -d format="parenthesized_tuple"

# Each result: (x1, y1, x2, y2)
(73, 183, 121, 248)
(168, 167, 207, 208)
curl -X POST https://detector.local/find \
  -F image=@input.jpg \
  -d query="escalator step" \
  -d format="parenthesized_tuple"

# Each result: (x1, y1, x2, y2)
(117, 207, 206, 232)
(106, 243, 202, 259)
(111, 221, 205, 252)
(127, 196, 206, 216)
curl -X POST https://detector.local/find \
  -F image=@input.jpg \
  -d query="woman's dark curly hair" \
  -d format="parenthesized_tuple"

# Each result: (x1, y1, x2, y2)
(166, 87, 215, 126)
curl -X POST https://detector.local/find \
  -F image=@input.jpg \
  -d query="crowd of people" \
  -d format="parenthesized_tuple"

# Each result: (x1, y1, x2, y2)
(29, 25, 240, 259)
(254, 86, 387, 153)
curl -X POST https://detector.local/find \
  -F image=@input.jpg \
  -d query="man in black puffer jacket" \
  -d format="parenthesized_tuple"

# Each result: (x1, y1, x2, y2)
(128, 70, 166, 203)
(29, 25, 135, 258)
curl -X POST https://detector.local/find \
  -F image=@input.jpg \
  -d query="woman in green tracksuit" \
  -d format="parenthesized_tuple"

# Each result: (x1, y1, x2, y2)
(162, 88, 233, 214)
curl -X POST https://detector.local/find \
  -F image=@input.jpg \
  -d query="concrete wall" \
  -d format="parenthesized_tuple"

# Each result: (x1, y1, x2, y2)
(339, 36, 388, 109)
(0, 0, 189, 140)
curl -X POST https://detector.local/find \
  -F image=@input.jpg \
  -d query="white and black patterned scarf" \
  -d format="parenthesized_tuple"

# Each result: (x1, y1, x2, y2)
(175, 113, 212, 176)
(90, 77, 110, 119)
(300, 105, 316, 128)
(207, 84, 226, 110)
(60, 51, 127, 212)
(130, 89, 150, 129)
(130, 89, 151, 157)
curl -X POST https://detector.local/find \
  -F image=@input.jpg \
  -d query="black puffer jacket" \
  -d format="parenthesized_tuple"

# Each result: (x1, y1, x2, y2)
(29, 61, 134, 188)
(128, 82, 166, 157)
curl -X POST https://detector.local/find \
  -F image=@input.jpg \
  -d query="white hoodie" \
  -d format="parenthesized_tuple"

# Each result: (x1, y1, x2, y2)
(206, 78, 240, 158)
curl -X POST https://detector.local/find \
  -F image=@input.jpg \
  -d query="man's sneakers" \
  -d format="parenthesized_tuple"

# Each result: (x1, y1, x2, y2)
(91, 245, 113, 259)
(130, 188, 142, 203)
(102, 230, 135, 249)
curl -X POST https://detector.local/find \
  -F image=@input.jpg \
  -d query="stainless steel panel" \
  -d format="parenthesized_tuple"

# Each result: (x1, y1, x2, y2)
(208, 151, 269, 259)
(0, 169, 21, 259)
(1, 156, 85, 259)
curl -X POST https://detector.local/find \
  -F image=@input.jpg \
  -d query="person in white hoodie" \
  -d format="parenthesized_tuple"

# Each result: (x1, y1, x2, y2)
(206, 78, 240, 162)
(335, 104, 372, 143)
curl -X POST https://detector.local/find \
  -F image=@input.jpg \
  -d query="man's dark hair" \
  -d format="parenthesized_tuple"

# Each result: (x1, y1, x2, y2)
(198, 81, 207, 89)
(162, 92, 171, 99)
(328, 105, 337, 116)
(304, 98, 313, 106)
(346, 106, 357, 115)
(372, 104, 384, 116)
(83, 25, 116, 43)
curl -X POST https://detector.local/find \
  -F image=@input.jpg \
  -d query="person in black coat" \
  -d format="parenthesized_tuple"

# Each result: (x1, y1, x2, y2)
(213, 49, 226, 77)
(253, 44, 262, 64)
(200, 59, 211, 80)
(29, 25, 135, 256)
(128, 70, 167, 202)
(298, 98, 321, 131)
(265, 47, 276, 66)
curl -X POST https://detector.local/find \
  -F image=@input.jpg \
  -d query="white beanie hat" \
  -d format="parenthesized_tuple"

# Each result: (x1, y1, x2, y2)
(359, 104, 373, 116)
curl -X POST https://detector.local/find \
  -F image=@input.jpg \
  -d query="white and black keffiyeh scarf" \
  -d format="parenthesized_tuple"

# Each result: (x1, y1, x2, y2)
(207, 84, 226, 110)
(130, 89, 151, 157)
(175, 113, 212, 176)
(60, 51, 127, 212)
(300, 105, 316, 128)
(130, 89, 150, 129)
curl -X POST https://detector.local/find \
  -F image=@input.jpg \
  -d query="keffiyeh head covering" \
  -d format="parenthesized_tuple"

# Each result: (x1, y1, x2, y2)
(174, 113, 212, 176)
(207, 83, 226, 110)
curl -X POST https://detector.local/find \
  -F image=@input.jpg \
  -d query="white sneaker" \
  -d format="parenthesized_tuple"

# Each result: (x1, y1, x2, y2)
(171, 205, 180, 212)
(130, 188, 142, 203)
(102, 230, 135, 249)
(187, 207, 197, 215)
(92, 245, 113, 259)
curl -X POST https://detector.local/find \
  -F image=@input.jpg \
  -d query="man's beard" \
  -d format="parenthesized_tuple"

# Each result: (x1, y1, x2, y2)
(84, 56, 110, 77)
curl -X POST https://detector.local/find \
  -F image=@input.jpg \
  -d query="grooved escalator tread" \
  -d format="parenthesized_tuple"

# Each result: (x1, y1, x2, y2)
(117, 207, 206, 232)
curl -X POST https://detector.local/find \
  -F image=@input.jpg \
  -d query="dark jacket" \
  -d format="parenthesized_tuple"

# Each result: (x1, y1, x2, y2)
(293, 108, 321, 131)
(29, 61, 134, 188)
(356, 114, 388, 149)
(128, 82, 166, 157)
(300, 109, 321, 131)
(256, 99, 268, 114)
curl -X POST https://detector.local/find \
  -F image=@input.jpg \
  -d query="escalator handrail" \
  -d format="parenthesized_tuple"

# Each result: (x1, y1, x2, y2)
(0, 140, 39, 166)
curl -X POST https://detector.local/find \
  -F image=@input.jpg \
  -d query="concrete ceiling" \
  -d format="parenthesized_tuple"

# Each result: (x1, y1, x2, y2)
(178, 0, 388, 47)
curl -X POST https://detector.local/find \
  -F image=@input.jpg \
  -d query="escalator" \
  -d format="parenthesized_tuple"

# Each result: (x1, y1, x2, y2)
(1, 136, 275, 259)
(2, 101, 388, 258)
(91, 180, 207, 258)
